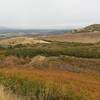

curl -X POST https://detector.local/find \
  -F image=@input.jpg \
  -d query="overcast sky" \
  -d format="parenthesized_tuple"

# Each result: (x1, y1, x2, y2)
(0, 0, 100, 29)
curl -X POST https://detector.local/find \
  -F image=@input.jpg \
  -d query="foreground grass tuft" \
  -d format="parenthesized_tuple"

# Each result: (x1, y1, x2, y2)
(0, 73, 92, 100)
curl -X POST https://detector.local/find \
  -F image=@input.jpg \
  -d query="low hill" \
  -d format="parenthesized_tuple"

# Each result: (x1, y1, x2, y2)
(73, 24, 100, 33)
(41, 32, 100, 43)
(41, 24, 100, 43)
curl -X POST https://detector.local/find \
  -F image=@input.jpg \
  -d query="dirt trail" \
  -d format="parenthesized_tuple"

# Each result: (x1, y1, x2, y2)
(0, 85, 23, 100)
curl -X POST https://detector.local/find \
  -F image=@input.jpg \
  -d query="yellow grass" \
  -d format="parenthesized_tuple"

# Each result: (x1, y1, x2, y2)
(41, 32, 100, 43)
(0, 67, 100, 99)
(0, 85, 23, 100)
(0, 37, 50, 46)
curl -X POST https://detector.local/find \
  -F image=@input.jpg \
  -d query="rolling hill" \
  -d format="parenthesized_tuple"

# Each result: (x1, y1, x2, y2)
(40, 24, 100, 43)
(73, 24, 100, 33)
(0, 24, 100, 100)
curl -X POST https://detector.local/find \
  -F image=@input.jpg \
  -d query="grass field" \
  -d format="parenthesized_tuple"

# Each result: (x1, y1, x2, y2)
(3, 40, 100, 58)
(0, 36, 100, 100)
(0, 67, 100, 100)
(40, 32, 100, 43)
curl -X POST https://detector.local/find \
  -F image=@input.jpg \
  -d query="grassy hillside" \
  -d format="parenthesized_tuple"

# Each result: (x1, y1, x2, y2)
(0, 67, 100, 100)
(40, 32, 100, 43)
(3, 41, 100, 58)
(73, 24, 100, 33)
(0, 38, 100, 100)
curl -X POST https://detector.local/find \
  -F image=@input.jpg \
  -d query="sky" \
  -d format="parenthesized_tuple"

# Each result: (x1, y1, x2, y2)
(0, 0, 100, 29)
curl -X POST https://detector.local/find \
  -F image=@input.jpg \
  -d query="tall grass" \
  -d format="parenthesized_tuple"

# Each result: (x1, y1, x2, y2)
(0, 73, 92, 100)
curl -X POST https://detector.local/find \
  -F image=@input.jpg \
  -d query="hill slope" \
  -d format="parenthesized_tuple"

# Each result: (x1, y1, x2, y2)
(41, 24, 100, 43)
(74, 24, 100, 33)
(0, 37, 50, 46)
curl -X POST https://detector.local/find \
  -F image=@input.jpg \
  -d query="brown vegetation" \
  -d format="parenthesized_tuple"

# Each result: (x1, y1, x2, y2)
(0, 37, 50, 46)
(40, 32, 100, 43)
(0, 35, 100, 99)
(0, 67, 100, 100)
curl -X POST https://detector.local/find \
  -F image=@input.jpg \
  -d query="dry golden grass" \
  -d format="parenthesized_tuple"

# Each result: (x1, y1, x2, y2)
(0, 85, 23, 100)
(0, 34, 100, 99)
(0, 37, 50, 46)
(41, 32, 100, 43)
(0, 67, 100, 99)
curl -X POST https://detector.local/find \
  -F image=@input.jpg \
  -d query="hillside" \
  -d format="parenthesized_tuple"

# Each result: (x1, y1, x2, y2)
(40, 32, 100, 43)
(40, 24, 100, 43)
(0, 37, 50, 46)
(0, 25, 100, 99)
(74, 24, 100, 33)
